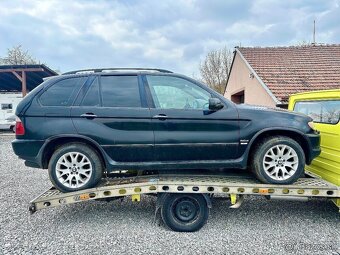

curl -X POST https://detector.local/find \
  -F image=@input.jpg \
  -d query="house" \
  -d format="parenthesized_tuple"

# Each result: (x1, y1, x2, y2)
(224, 44, 340, 108)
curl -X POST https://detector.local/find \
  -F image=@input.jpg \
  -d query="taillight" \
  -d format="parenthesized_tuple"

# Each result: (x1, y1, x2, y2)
(15, 117, 25, 135)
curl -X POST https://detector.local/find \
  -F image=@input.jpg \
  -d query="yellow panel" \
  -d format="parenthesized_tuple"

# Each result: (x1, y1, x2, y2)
(288, 89, 340, 186)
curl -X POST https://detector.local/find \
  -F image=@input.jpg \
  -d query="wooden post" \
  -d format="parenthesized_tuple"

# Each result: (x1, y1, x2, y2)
(22, 71, 27, 97)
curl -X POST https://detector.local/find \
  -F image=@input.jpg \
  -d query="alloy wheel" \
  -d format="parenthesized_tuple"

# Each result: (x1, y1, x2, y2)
(262, 145, 299, 181)
(55, 152, 93, 189)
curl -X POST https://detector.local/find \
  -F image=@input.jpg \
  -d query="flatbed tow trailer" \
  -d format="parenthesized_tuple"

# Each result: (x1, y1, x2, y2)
(29, 172, 340, 232)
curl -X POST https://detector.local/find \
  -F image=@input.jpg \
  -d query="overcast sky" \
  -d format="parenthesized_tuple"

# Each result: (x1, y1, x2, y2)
(0, 0, 339, 76)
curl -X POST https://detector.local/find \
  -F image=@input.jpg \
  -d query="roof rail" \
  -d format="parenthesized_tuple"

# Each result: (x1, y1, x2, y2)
(62, 68, 173, 75)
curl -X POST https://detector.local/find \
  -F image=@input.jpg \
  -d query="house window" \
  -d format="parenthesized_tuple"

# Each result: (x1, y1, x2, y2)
(231, 90, 245, 104)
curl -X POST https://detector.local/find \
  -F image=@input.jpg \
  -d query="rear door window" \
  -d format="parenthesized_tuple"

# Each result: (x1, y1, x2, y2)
(294, 100, 340, 124)
(40, 77, 86, 106)
(100, 76, 141, 108)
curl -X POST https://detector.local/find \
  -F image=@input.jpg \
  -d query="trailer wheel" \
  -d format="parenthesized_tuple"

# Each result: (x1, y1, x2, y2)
(161, 193, 209, 232)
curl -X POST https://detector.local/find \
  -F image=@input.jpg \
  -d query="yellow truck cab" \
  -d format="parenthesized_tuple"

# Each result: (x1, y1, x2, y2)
(289, 89, 340, 207)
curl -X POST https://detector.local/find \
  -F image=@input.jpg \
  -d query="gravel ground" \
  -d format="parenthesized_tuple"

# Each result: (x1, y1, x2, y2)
(0, 135, 339, 255)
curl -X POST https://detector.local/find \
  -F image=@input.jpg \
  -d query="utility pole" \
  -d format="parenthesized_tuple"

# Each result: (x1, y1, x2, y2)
(313, 20, 316, 45)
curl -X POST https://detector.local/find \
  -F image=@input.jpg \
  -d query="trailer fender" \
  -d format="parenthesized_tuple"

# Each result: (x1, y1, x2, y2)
(157, 193, 212, 209)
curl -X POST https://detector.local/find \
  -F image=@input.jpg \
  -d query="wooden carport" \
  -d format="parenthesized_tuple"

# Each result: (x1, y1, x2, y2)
(0, 65, 58, 96)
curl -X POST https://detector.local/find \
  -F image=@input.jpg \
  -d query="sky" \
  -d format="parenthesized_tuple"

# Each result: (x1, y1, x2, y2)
(0, 0, 339, 76)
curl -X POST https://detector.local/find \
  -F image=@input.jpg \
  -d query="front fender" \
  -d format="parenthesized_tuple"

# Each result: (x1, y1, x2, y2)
(241, 127, 315, 166)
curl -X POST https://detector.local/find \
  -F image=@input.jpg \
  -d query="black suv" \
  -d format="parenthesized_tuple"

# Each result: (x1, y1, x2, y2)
(12, 68, 320, 192)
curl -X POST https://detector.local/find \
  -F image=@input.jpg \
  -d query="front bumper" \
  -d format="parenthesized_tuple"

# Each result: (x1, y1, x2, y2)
(305, 132, 321, 164)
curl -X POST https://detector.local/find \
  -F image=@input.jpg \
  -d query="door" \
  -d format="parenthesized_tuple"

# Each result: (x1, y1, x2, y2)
(71, 75, 154, 162)
(144, 75, 239, 161)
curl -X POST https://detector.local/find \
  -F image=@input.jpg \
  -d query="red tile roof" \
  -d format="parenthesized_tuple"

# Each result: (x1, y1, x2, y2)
(238, 44, 340, 103)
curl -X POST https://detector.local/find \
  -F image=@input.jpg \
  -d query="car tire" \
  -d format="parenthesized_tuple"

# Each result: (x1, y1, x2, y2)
(10, 125, 15, 133)
(48, 143, 103, 192)
(251, 136, 305, 184)
(161, 193, 209, 232)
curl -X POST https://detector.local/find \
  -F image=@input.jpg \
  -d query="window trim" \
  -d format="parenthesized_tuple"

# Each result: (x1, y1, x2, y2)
(142, 75, 155, 108)
(138, 75, 148, 108)
(74, 75, 97, 106)
(79, 77, 101, 107)
(293, 100, 340, 125)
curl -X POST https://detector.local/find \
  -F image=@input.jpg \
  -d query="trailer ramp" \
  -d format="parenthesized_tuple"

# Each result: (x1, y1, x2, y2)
(29, 173, 340, 214)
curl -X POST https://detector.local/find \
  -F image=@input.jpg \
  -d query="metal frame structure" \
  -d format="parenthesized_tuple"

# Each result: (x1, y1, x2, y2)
(29, 172, 340, 214)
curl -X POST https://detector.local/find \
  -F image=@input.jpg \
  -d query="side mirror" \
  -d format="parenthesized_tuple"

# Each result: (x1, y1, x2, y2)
(209, 98, 224, 111)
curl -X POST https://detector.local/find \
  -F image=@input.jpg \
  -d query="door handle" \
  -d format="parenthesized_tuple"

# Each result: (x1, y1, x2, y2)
(152, 114, 168, 120)
(80, 113, 97, 119)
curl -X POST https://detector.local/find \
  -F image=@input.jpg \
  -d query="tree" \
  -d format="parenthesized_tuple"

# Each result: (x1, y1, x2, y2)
(296, 40, 311, 46)
(199, 47, 233, 94)
(0, 45, 37, 65)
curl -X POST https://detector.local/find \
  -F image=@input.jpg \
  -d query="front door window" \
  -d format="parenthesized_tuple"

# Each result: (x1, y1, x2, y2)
(146, 75, 211, 110)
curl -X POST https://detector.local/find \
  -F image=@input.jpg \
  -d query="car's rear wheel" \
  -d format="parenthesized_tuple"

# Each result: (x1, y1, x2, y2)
(48, 143, 103, 192)
(251, 136, 305, 184)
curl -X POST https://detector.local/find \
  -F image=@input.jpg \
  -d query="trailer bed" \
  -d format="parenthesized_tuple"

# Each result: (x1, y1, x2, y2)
(29, 172, 340, 213)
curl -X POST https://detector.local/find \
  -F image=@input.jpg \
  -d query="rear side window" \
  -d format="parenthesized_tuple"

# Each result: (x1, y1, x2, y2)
(100, 76, 141, 108)
(294, 100, 340, 124)
(40, 77, 85, 106)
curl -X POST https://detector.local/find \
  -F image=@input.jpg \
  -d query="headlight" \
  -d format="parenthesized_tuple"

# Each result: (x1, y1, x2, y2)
(308, 121, 315, 130)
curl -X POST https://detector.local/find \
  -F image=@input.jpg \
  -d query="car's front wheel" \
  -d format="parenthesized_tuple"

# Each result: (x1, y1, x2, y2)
(48, 143, 103, 192)
(251, 136, 305, 184)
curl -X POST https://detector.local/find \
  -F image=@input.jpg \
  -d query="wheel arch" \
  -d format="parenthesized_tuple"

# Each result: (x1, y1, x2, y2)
(246, 128, 311, 166)
(40, 135, 108, 169)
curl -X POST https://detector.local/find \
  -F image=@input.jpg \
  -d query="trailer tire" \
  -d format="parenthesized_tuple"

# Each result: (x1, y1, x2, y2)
(48, 143, 103, 192)
(161, 193, 209, 232)
(251, 136, 305, 184)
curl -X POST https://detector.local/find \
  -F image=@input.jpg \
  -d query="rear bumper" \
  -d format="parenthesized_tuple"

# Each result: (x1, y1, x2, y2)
(305, 132, 321, 164)
(12, 139, 45, 168)
(0, 124, 11, 129)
